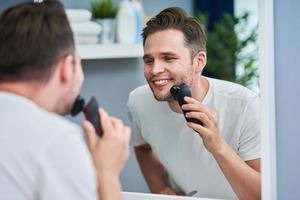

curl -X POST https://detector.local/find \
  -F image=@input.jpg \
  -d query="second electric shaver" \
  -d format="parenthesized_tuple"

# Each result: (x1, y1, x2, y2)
(71, 96, 103, 137)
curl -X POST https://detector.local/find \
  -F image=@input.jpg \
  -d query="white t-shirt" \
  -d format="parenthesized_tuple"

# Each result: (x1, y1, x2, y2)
(127, 77, 260, 199)
(0, 92, 98, 200)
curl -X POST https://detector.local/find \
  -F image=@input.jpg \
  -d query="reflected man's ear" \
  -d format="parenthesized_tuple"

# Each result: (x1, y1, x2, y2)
(194, 51, 207, 73)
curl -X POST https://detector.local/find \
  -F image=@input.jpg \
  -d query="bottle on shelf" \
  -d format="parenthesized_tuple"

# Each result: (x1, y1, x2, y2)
(116, 0, 136, 44)
(132, 0, 144, 44)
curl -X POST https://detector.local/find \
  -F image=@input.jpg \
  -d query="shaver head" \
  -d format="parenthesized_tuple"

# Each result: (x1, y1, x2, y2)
(170, 84, 192, 106)
(70, 95, 85, 116)
(170, 85, 181, 100)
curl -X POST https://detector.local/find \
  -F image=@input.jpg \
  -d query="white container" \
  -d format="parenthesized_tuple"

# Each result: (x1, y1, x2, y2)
(116, 0, 136, 44)
(132, 0, 144, 44)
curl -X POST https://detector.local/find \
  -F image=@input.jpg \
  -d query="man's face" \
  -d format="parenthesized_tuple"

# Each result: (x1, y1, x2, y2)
(143, 29, 195, 101)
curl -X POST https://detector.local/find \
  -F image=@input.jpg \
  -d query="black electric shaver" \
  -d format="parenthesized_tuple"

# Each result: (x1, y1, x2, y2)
(170, 84, 203, 126)
(71, 96, 103, 137)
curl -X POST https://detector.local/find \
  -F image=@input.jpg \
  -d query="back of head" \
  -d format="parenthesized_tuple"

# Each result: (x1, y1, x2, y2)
(142, 7, 206, 58)
(0, 0, 74, 83)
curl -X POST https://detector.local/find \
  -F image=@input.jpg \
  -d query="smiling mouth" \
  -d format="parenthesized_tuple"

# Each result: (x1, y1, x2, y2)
(152, 79, 172, 87)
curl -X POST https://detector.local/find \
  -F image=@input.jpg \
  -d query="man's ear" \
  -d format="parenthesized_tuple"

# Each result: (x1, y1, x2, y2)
(57, 54, 74, 85)
(194, 51, 207, 73)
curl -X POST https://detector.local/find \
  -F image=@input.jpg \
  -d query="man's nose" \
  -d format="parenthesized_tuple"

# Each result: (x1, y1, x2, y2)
(151, 61, 165, 74)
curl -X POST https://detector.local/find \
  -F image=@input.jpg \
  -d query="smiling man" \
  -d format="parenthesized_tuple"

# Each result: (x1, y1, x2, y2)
(127, 7, 261, 199)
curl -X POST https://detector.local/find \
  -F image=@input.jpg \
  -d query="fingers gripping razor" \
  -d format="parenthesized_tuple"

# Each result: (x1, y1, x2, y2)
(71, 96, 103, 137)
(170, 84, 203, 126)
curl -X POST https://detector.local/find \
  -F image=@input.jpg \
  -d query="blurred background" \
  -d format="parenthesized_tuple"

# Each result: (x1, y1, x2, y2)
(0, 0, 259, 193)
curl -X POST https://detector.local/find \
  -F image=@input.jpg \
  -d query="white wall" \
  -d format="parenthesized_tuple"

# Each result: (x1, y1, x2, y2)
(273, 0, 300, 198)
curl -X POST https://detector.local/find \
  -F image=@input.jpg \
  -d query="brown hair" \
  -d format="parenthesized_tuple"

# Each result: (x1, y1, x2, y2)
(142, 7, 206, 59)
(0, 0, 74, 83)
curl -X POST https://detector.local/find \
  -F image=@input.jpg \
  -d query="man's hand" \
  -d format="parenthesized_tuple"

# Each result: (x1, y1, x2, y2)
(83, 108, 131, 176)
(83, 108, 131, 200)
(182, 96, 225, 154)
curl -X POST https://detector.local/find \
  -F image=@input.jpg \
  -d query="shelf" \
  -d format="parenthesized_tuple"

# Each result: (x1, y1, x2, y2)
(77, 44, 144, 60)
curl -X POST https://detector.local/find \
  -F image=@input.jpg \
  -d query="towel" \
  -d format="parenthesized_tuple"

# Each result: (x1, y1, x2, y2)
(71, 21, 102, 36)
(75, 35, 99, 45)
(66, 9, 92, 23)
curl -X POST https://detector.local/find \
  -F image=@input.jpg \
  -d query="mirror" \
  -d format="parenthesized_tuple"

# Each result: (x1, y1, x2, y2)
(62, 0, 276, 199)
(63, 0, 272, 199)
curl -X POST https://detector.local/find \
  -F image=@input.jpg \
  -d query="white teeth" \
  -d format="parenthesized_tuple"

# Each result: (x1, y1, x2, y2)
(154, 79, 169, 86)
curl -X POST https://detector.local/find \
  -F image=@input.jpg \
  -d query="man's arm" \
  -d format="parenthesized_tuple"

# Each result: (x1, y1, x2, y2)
(135, 143, 182, 195)
(97, 171, 122, 200)
(183, 96, 261, 200)
(212, 142, 261, 200)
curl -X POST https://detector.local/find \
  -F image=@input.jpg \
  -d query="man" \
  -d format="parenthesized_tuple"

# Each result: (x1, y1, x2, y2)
(0, 1, 130, 200)
(128, 7, 260, 199)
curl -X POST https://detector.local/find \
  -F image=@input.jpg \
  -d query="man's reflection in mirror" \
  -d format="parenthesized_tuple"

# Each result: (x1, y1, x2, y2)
(127, 7, 261, 200)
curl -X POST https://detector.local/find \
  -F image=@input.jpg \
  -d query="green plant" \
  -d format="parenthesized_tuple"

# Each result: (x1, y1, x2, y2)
(90, 0, 118, 19)
(197, 12, 259, 89)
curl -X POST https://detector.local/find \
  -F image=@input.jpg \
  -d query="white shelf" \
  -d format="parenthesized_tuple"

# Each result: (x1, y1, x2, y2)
(77, 44, 143, 60)
(122, 192, 221, 200)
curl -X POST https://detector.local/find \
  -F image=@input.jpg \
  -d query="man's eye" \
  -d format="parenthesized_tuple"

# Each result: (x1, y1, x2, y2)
(165, 57, 176, 62)
(144, 59, 154, 65)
